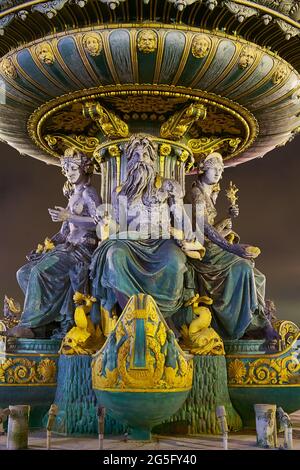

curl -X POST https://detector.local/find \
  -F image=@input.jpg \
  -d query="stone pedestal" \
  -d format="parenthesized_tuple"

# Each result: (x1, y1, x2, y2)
(254, 404, 277, 448)
(154, 356, 242, 435)
(7, 405, 30, 450)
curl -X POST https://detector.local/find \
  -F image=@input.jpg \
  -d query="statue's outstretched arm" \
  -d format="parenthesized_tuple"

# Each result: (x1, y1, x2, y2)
(48, 187, 100, 229)
(191, 185, 252, 259)
(204, 221, 254, 259)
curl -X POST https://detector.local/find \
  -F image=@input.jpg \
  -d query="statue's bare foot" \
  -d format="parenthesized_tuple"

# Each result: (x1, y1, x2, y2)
(4, 325, 35, 339)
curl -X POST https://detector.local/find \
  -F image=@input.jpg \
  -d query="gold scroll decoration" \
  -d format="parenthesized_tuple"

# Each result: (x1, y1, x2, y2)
(187, 136, 241, 159)
(160, 102, 207, 140)
(82, 101, 129, 138)
(0, 358, 57, 385)
(44, 134, 100, 154)
(227, 354, 300, 386)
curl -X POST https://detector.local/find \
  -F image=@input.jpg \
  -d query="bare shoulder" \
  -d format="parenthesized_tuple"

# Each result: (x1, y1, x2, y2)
(83, 185, 101, 203)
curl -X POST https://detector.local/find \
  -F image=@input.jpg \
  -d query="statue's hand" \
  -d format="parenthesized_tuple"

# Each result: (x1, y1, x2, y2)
(232, 243, 261, 259)
(48, 206, 70, 222)
(215, 218, 232, 232)
(181, 239, 206, 260)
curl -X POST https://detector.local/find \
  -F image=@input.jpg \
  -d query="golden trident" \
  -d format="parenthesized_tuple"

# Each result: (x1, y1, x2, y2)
(226, 181, 239, 208)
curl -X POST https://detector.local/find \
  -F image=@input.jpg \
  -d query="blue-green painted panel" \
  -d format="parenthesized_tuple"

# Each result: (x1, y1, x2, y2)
(85, 53, 113, 86)
(214, 65, 249, 93)
(227, 54, 274, 99)
(109, 30, 134, 84)
(178, 55, 208, 87)
(159, 31, 186, 84)
(195, 40, 236, 90)
(17, 49, 63, 97)
(133, 319, 146, 368)
(242, 75, 294, 103)
(138, 50, 157, 84)
(57, 37, 95, 87)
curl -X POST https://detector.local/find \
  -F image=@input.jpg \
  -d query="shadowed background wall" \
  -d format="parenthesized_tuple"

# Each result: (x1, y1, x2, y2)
(0, 139, 299, 323)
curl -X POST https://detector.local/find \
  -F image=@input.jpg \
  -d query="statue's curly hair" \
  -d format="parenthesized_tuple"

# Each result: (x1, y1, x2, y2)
(60, 148, 94, 176)
(197, 152, 224, 174)
(125, 134, 157, 167)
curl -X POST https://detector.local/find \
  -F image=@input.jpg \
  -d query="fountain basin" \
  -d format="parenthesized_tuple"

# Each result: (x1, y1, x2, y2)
(95, 390, 190, 440)
(92, 294, 193, 440)
(225, 324, 300, 427)
(0, 337, 60, 428)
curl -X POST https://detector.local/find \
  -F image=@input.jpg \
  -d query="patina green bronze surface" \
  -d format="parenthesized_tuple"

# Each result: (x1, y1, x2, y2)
(154, 356, 242, 435)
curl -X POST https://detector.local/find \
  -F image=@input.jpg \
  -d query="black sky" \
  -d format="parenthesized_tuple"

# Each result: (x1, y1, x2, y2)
(0, 139, 300, 323)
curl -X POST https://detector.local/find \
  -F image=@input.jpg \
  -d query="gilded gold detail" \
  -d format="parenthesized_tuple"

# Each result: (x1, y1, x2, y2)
(159, 143, 172, 176)
(45, 134, 99, 154)
(180, 295, 225, 356)
(179, 150, 189, 163)
(227, 354, 300, 386)
(195, 108, 244, 135)
(137, 29, 158, 54)
(0, 358, 56, 385)
(108, 144, 121, 158)
(92, 294, 193, 392)
(60, 292, 105, 355)
(35, 237, 55, 254)
(160, 103, 207, 140)
(272, 64, 290, 84)
(239, 46, 256, 69)
(160, 143, 172, 157)
(273, 320, 300, 352)
(100, 305, 118, 337)
(228, 359, 247, 382)
(0, 57, 17, 79)
(133, 309, 148, 319)
(82, 32, 103, 57)
(46, 105, 91, 133)
(104, 95, 187, 115)
(108, 144, 121, 183)
(226, 181, 239, 206)
(191, 34, 211, 59)
(1, 296, 21, 330)
(4, 296, 21, 316)
(188, 137, 241, 159)
(28, 86, 258, 162)
(93, 136, 192, 165)
(82, 101, 129, 138)
(35, 42, 55, 65)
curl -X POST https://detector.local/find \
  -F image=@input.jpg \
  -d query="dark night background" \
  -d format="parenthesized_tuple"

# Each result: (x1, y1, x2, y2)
(0, 138, 300, 323)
